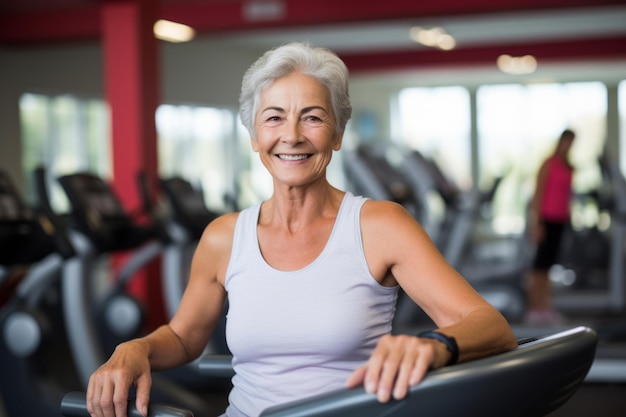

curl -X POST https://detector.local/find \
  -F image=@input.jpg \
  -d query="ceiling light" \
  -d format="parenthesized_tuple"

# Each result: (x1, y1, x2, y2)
(497, 54, 537, 75)
(437, 34, 456, 51)
(243, 0, 286, 21)
(154, 19, 195, 43)
(409, 26, 456, 51)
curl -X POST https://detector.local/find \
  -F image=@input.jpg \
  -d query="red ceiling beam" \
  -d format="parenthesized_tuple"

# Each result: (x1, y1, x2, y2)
(162, 0, 626, 32)
(340, 35, 626, 73)
(1, 0, 625, 45)
(0, 8, 100, 45)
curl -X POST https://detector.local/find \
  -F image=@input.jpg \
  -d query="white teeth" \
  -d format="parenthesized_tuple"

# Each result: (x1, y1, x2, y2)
(278, 154, 309, 161)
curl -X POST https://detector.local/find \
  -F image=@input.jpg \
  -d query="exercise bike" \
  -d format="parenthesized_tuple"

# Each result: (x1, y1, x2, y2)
(0, 167, 78, 417)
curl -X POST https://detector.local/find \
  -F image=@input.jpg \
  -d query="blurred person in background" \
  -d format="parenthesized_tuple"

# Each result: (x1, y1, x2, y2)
(525, 129, 576, 326)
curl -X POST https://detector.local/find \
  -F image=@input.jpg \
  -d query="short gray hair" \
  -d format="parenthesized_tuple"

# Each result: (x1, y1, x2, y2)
(239, 42, 352, 138)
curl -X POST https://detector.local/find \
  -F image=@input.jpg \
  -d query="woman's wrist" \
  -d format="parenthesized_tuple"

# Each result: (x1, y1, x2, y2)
(417, 331, 459, 366)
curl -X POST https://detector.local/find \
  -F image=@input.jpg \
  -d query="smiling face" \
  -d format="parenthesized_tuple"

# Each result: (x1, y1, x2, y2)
(252, 72, 343, 189)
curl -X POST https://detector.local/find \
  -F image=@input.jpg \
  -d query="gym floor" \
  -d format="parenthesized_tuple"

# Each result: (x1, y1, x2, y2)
(549, 383, 626, 416)
(513, 315, 626, 417)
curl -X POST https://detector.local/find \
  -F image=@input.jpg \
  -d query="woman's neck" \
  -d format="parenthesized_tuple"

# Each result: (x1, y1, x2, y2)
(261, 182, 343, 233)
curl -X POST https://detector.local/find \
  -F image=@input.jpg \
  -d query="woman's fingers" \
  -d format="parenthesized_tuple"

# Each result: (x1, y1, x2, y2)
(351, 335, 436, 403)
(134, 372, 152, 417)
(87, 378, 120, 417)
(375, 340, 406, 402)
(409, 349, 432, 386)
(346, 364, 368, 388)
(87, 364, 142, 417)
(392, 346, 419, 400)
(114, 373, 137, 417)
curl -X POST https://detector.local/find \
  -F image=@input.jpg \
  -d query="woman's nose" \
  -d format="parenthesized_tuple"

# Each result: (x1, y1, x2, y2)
(280, 120, 303, 145)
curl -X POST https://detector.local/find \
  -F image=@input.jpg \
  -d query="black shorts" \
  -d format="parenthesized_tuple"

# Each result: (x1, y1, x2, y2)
(532, 221, 567, 270)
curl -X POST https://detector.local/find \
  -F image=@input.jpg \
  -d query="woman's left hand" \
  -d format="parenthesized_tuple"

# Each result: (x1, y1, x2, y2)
(346, 334, 447, 402)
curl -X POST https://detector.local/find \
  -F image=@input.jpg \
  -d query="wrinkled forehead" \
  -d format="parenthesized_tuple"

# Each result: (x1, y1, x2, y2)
(256, 73, 332, 112)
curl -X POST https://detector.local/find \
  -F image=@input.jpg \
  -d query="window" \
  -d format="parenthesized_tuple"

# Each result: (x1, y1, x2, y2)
(617, 81, 626, 174)
(20, 93, 111, 212)
(20, 94, 273, 215)
(397, 86, 471, 189)
(477, 82, 607, 233)
(156, 104, 240, 212)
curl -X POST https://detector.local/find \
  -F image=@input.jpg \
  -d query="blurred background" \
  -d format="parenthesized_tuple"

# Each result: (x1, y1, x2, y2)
(1, 1, 626, 415)
(2, 0, 625, 223)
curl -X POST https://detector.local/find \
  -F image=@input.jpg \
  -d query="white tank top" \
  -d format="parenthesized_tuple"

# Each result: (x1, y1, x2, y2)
(222, 192, 399, 417)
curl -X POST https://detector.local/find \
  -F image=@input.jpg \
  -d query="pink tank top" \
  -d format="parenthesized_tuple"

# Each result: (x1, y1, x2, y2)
(540, 156, 573, 222)
(223, 192, 398, 417)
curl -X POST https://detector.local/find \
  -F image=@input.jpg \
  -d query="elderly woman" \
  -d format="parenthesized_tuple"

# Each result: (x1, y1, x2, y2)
(86, 42, 517, 417)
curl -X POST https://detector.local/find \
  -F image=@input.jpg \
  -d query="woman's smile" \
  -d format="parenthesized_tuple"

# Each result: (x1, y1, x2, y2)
(251, 72, 341, 188)
(276, 154, 312, 161)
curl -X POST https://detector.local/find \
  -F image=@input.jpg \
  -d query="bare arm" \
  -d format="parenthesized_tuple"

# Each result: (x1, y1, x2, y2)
(347, 200, 517, 402)
(86, 213, 237, 417)
(530, 159, 550, 243)
(532, 160, 550, 215)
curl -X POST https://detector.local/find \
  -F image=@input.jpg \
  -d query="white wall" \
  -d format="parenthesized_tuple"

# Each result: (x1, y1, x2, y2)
(161, 39, 260, 107)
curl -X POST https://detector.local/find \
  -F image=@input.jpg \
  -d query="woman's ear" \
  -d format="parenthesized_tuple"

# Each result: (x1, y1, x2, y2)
(251, 136, 260, 153)
(332, 131, 344, 151)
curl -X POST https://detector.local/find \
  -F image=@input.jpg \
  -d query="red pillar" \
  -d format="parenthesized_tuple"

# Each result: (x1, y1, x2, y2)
(101, 0, 166, 331)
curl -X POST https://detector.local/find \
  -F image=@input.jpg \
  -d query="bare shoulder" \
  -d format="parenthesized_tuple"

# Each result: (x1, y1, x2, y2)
(360, 199, 435, 258)
(196, 213, 239, 265)
(192, 211, 240, 283)
(359, 199, 437, 286)
(198, 212, 240, 250)
(361, 199, 416, 229)
(360, 199, 424, 251)
(209, 211, 240, 229)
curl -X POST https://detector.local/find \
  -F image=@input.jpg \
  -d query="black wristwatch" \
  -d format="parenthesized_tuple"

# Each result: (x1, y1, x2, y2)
(417, 330, 459, 366)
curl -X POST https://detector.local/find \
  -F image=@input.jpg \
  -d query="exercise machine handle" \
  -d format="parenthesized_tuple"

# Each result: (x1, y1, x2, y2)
(196, 354, 235, 378)
(60, 391, 194, 417)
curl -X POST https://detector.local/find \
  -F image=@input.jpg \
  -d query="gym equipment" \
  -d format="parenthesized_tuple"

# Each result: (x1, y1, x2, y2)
(61, 392, 194, 417)
(41, 170, 225, 416)
(54, 172, 161, 373)
(138, 173, 228, 355)
(551, 160, 626, 314)
(0, 168, 79, 417)
(342, 143, 424, 227)
(157, 176, 219, 318)
(343, 143, 526, 323)
(61, 326, 598, 417)
(400, 148, 527, 321)
(159, 176, 229, 356)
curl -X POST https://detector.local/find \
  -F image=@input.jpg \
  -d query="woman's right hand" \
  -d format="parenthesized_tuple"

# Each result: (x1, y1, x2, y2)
(86, 340, 152, 417)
